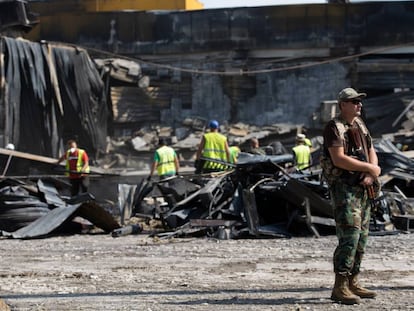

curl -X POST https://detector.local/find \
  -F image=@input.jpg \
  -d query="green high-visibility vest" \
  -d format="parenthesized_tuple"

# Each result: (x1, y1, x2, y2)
(229, 146, 240, 164)
(155, 146, 176, 176)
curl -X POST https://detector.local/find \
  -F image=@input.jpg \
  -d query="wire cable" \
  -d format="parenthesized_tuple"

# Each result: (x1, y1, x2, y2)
(47, 40, 414, 76)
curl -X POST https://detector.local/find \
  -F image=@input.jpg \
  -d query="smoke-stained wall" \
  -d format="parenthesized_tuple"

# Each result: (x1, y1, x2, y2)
(155, 62, 348, 127)
(243, 63, 349, 126)
(24, 1, 414, 128)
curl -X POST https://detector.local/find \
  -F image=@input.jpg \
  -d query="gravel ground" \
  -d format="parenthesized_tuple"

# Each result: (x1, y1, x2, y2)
(0, 232, 413, 311)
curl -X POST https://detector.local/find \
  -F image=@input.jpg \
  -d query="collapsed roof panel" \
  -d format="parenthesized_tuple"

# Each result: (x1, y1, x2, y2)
(0, 178, 120, 239)
(0, 37, 108, 159)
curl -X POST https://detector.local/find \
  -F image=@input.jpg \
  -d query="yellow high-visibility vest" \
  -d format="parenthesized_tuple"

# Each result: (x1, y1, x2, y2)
(202, 132, 227, 170)
(65, 149, 90, 175)
(292, 145, 311, 170)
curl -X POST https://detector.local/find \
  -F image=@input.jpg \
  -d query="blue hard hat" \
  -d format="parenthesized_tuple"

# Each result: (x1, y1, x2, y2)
(209, 120, 219, 129)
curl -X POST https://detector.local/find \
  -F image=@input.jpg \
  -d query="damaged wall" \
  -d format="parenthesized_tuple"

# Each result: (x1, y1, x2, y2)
(22, 1, 414, 131)
(151, 62, 348, 127)
(26, 2, 414, 54)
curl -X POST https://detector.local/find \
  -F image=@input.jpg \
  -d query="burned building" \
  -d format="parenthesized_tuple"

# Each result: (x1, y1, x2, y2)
(20, 1, 414, 136)
(2, 1, 414, 155)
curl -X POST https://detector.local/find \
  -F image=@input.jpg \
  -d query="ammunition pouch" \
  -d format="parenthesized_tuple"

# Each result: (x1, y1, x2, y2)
(319, 154, 344, 185)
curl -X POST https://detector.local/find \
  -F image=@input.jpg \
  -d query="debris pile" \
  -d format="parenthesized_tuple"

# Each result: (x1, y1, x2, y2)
(0, 178, 120, 239)
(1, 137, 414, 240)
(99, 118, 300, 174)
(117, 142, 414, 240)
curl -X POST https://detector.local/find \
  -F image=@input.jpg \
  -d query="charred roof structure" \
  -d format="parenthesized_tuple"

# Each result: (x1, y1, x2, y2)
(0, 0, 38, 36)
(0, 37, 108, 159)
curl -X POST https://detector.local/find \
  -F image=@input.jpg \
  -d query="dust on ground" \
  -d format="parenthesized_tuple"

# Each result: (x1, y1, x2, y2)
(0, 232, 413, 311)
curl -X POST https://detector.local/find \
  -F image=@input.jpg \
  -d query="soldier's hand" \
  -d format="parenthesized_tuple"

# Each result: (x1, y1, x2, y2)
(360, 173, 375, 186)
(369, 164, 381, 177)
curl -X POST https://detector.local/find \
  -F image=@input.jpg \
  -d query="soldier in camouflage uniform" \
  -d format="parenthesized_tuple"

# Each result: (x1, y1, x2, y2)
(322, 87, 381, 305)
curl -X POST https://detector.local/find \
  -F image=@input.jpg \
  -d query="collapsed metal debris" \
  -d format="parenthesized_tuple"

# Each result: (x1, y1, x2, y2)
(0, 136, 413, 240)
(117, 139, 414, 239)
(0, 178, 120, 239)
(0, 2, 413, 242)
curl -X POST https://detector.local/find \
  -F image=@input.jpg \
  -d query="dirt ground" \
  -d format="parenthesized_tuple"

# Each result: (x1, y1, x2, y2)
(0, 232, 413, 311)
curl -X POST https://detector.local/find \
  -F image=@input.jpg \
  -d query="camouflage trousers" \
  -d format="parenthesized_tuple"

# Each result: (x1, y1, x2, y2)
(330, 180, 371, 275)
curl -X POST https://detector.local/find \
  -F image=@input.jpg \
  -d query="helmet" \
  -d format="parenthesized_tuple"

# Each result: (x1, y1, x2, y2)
(158, 137, 168, 146)
(208, 120, 219, 129)
(5, 143, 15, 150)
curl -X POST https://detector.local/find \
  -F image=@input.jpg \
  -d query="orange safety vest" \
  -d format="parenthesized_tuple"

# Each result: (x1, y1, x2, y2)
(66, 149, 90, 178)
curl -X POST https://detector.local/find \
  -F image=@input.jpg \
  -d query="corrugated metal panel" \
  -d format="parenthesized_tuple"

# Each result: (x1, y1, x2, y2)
(357, 61, 414, 89)
(363, 91, 414, 135)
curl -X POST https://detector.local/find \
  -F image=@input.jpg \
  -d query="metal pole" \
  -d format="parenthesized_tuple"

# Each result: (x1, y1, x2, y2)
(1, 153, 13, 177)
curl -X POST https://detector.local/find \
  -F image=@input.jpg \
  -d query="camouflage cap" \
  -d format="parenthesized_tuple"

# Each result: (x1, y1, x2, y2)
(338, 87, 367, 102)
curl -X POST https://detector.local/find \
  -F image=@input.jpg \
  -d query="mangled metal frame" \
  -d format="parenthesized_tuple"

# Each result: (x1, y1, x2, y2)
(120, 152, 338, 238)
(0, 178, 120, 239)
(118, 139, 414, 239)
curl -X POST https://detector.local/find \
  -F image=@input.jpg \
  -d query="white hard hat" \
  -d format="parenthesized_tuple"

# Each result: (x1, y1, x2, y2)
(5, 143, 15, 150)
(296, 134, 306, 142)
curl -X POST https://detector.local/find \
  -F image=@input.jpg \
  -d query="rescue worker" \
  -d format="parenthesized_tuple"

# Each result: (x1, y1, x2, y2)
(57, 139, 90, 196)
(148, 138, 179, 180)
(322, 87, 381, 305)
(249, 137, 266, 155)
(302, 127, 312, 148)
(229, 144, 241, 164)
(292, 133, 311, 170)
(195, 120, 230, 173)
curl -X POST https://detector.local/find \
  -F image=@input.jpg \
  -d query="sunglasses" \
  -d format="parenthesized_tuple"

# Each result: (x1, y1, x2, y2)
(346, 99, 362, 105)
